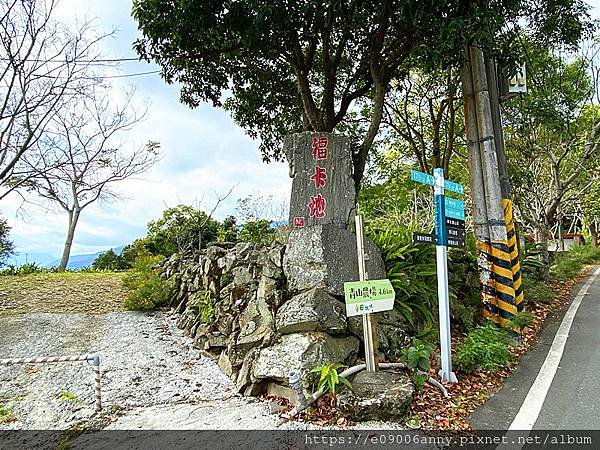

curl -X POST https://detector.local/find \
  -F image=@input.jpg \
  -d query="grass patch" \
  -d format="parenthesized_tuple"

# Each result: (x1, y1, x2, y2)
(522, 276, 556, 304)
(551, 245, 600, 281)
(454, 324, 514, 373)
(0, 403, 16, 424)
(0, 272, 127, 315)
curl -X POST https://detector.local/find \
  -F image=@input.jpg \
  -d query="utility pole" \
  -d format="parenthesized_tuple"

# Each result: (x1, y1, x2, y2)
(462, 46, 520, 327)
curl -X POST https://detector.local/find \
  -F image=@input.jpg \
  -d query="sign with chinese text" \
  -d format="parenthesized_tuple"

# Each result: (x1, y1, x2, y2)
(343, 279, 395, 317)
(285, 133, 355, 228)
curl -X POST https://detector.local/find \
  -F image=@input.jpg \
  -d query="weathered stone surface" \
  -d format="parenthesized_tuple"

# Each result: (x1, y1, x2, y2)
(284, 132, 355, 229)
(283, 224, 386, 296)
(232, 266, 253, 286)
(237, 298, 275, 348)
(252, 332, 358, 386)
(349, 309, 410, 360)
(218, 351, 233, 377)
(337, 370, 414, 421)
(257, 276, 282, 309)
(276, 288, 347, 335)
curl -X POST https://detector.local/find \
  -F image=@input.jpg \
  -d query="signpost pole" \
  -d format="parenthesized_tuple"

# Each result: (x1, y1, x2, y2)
(434, 168, 458, 383)
(355, 214, 378, 372)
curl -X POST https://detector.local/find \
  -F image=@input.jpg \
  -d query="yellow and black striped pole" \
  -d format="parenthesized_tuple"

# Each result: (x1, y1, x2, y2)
(504, 199, 524, 312)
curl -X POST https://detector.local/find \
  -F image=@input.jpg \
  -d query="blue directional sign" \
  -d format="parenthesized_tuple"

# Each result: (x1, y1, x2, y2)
(410, 170, 435, 186)
(444, 180, 464, 195)
(444, 197, 465, 220)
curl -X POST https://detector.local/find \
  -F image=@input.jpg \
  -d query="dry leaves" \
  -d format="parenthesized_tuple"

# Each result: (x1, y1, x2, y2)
(408, 269, 588, 431)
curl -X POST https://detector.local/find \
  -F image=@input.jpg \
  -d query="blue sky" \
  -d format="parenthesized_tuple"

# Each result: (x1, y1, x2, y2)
(2, 0, 599, 262)
(2, 0, 291, 260)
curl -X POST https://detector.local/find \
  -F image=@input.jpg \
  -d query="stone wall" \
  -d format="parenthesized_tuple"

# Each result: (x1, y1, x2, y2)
(163, 231, 407, 399)
(164, 241, 361, 397)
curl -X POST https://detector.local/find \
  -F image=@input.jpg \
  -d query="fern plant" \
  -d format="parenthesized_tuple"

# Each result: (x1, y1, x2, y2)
(368, 227, 438, 331)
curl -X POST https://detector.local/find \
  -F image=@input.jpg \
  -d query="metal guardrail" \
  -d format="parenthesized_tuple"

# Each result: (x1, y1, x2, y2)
(0, 354, 102, 411)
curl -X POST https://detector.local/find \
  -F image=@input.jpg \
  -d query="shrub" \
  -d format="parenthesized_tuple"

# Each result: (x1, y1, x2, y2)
(522, 276, 555, 304)
(400, 338, 434, 390)
(238, 219, 275, 245)
(92, 249, 129, 271)
(123, 254, 173, 311)
(551, 245, 600, 280)
(454, 323, 513, 373)
(551, 256, 582, 280)
(367, 226, 438, 331)
(0, 403, 15, 424)
(509, 310, 534, 334)
(188, 290, 214, 324)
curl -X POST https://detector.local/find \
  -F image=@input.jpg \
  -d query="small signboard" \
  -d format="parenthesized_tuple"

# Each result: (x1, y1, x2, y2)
(444, 180, 464, 195)
(344, 279, 395, 317)
(447, 237, 466, 248)
(445, 217, 464, 228)
(413, 232, 436, 245)
(410, 169, 435, 186)
(444, 197, 465, 220)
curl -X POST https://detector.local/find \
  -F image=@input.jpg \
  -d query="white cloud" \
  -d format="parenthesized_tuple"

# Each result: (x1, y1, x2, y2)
(1, 0, 294, 260)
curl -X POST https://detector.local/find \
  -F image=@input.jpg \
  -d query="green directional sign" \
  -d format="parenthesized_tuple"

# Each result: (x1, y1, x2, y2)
(344, 279, 395, 317)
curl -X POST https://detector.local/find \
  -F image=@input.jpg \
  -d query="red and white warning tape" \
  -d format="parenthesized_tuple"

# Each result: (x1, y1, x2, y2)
(0, 354, 102, 411)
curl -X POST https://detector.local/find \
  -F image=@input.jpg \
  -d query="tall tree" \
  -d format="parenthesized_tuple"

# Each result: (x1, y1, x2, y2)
(504, 42, 600, 268)
(382, 68, 463, 178)
(30, 87, 160, 269)
(0, 0, 109, 199)
(132, 0, 590, 192)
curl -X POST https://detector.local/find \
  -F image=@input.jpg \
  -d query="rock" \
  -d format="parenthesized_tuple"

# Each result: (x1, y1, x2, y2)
(268, 401, 287, 414)
(218, 352, 233, 377)
(237, 298, 275, 348)
(275, 288, 347, 335)
(236, 349, 258, 392)
(207, 332, 227, 349)
(232, 266, 254, 286)
(252, 332, 358, 387)
(235, 242, 254, 260)
(217, 253, 237, 272)
(336, 370, 414, 421)
(283, 224, 386, 296)
(206, 245, 227, 261)
(349, 309, 410, 360)
(256, 276, 282, 309)
(284, 132, 355, 229)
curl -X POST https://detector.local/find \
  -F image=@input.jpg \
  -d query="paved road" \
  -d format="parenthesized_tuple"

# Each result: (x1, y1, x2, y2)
(469, 267, 600, 430)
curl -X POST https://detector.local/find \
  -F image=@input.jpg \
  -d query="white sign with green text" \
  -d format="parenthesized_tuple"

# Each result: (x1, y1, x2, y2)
(343, 279, 395, 317)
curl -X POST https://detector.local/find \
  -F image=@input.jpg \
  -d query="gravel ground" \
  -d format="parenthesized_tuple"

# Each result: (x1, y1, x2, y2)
(0, 311, 406, 432)
(0, 311, 243, 430)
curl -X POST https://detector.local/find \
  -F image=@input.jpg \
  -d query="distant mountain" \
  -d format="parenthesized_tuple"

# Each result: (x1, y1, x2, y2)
(46, 245, 125, 269)
(11, 252, 57, 268)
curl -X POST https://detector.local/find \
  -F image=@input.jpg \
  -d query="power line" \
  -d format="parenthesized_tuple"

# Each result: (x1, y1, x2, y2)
(0, 56, 142, 63)
(95, 70, 160, 79)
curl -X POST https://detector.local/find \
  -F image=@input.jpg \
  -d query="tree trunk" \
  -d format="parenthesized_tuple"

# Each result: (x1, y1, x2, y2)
(59, 208, 81, 270)
(590, 221, 598, 248)
(535, 222, 550, 280)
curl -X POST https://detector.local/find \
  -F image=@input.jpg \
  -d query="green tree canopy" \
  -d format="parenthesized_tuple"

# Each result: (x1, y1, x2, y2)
(0, 216, 14, 267)
(132, 0, 591, 191)
(144, 205, 221, 256)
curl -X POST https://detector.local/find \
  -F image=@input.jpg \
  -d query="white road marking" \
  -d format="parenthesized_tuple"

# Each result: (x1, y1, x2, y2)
(508, 267, 600, 430)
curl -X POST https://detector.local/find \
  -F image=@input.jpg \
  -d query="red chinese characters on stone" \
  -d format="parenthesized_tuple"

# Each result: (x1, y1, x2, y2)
(311, 137, 328, 160)
(292, 216, 305, 228)
(310, 166, 327, 189)
(308, 194, 326, 219)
